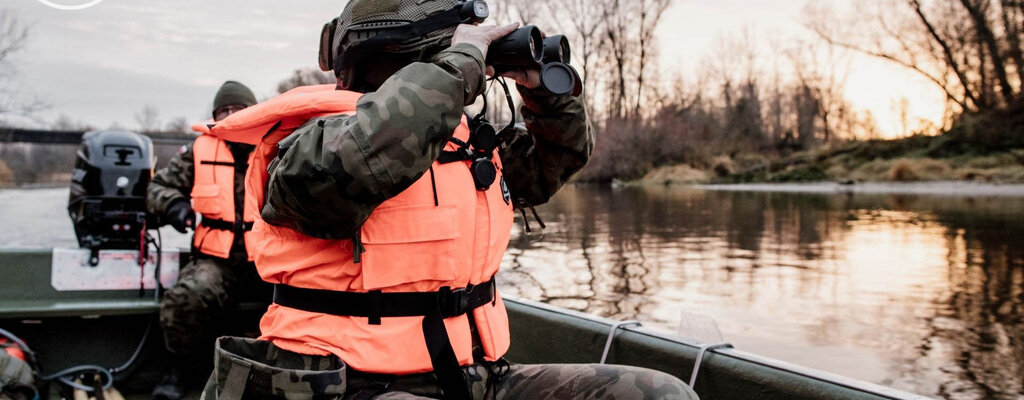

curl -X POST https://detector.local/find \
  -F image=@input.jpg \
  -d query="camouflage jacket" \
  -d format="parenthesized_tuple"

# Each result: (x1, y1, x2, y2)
(147, 139, 254, 259)
(262, 43, 593, 240)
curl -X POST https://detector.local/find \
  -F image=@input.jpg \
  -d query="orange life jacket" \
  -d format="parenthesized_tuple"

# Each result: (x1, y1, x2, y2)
(210, 85, 515, 375)
(190, 129, 257, 261)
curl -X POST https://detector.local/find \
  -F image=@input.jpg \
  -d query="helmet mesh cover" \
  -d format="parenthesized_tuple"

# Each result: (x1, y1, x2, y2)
(335, 0, 459, 55)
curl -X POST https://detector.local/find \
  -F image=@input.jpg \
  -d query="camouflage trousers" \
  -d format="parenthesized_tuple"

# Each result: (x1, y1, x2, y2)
(0, 351, 35, 400)
(160, 256, 269, 356)
(201, 337, 698, 400)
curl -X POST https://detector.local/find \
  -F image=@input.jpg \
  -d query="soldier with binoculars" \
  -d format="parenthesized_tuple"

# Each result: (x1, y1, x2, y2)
(200, 1, 697, 399)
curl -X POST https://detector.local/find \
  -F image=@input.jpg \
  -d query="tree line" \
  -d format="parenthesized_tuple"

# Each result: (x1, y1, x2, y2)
(516, 0, 1024, 181)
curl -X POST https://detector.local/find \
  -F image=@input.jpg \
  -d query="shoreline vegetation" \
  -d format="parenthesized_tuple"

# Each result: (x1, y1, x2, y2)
(614, 101, 1024, 187)
(633, 145, 1024, 186)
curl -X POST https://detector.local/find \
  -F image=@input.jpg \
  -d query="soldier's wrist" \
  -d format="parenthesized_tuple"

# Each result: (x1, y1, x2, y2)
(436, 43, 487, 104)
(166, 199, 191, 215)
(516, 83, 572, 114)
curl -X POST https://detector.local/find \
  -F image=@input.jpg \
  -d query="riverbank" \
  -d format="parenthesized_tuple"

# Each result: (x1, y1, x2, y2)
(624, 104, 1024, 186)
(697, 181, 1024, 197)
(635, 137, 1024, 186)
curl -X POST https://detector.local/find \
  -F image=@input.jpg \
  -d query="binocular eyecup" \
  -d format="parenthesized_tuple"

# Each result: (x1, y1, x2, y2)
(486, 26, 582, 97)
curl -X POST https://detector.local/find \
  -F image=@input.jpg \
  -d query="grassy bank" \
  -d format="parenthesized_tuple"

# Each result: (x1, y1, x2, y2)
(634, 102, 1024, 185)
(708, 140, 1024, 184)
(639, 142, 1024, 185)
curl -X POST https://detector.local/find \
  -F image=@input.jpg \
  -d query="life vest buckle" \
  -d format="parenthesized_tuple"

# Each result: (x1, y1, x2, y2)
(235, 220, 255, 232)
(437, 285, 473, 318)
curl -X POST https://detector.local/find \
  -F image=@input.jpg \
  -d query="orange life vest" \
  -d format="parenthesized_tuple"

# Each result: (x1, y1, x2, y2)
(190, 130, 257, 261)
(210, 85, 515, 375)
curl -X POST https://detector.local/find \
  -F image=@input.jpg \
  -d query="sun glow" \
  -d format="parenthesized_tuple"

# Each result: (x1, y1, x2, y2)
(655, 0, 948, 139)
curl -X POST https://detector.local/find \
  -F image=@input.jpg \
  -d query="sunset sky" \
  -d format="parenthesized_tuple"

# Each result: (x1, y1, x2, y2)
(4, 0, 946, 137)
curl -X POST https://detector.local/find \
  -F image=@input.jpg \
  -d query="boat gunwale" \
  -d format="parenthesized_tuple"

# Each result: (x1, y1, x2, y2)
(504, 296, 933, 400)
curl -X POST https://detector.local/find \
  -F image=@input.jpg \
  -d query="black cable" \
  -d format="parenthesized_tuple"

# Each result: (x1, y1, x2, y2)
(42, 366, 113, 392)
(496, 77, 517, 134)
(108, 321, 152, 375)
(474, 78, 493, 121)
(494, 78, 519, 143)
(150, 229, 163, 302)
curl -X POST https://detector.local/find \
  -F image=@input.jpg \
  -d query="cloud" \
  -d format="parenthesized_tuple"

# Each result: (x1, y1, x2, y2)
(5, 0, 343, 127)
(21, 60, 214, 129)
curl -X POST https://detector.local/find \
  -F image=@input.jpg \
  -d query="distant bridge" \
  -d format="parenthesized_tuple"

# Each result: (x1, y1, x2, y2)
(0, 128, 195, 146)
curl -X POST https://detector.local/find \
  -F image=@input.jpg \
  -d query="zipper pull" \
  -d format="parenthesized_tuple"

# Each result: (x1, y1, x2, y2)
(514, 199, 545, 234)
(528, 206, 546, 230)
(353, 230, 365, 263)
(518, 207, 532, 233)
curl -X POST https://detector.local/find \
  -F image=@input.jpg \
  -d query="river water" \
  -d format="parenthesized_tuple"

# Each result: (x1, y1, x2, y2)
(2, 185, 1023, 399)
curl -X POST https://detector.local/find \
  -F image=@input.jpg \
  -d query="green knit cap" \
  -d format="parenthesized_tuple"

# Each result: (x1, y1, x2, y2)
(212, 81, 257, 116)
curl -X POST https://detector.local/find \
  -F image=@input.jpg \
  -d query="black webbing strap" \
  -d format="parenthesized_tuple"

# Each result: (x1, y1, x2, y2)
(423, 307, 471, 400)
(199, 160, 249, 171)
(272, 278, 496, 400)
(200, 218, 255, 233)
(438, 137, 476, 164)
(351, 379, 392, 400)
(438, 149, 474, 164)
(271, 278, 495, 321)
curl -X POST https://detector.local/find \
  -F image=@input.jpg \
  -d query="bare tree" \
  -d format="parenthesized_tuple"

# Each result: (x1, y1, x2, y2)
(715, 28, 760, 97)
(787, 32, 854, 142)
(803, 1, 964, 111)
(601, 0, 635, 119)
(0, 10, 29, 70)
(999, 0, 1024, 86)
(0, 9, 46, 123)
(634, 0, 672, 116)
(277, 68, 335, 94)
(134, 104, 161, 133)
(164, 117, 189, 133)
(958, 0, 1013, 102)
(805, 0, 1023, 114)
(51, 114, 93, 131)
(545, 0, 605, 108)
(505, 0, 541, 27)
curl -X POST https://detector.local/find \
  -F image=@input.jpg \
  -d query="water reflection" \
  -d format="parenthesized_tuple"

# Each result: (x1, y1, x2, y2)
(499, 185, 1024, 399)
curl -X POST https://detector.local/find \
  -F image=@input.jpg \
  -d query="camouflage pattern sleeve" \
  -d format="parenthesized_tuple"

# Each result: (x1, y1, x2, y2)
(261, 43, 487, 239)
(499, 85, 594, 207)
(147, 142, 195, 216)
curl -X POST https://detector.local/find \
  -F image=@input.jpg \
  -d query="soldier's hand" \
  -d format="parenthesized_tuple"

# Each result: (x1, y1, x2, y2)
(452, 22, 519, 62)
(165, 200, 195, 233)
(497, 69, 541, 89)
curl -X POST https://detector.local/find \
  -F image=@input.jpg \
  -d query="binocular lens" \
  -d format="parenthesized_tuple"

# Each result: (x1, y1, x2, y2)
(540, 63, 576, 96)
(542, 35, 570, 64)
(470, 122, 498, 151)
(486, 26, 543, 68)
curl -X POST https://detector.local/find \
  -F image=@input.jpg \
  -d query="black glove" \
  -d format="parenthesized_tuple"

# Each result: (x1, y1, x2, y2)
(165, 200, 195, 233)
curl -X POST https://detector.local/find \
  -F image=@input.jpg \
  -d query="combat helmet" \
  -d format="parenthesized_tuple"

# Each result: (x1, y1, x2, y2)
(319, 0, 489, 91)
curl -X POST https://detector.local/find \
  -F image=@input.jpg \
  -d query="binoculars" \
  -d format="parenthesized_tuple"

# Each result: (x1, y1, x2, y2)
(487, 26, 582, 97)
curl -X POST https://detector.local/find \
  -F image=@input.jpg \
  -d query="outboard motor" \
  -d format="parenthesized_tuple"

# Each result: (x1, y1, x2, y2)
(67, 130, 154, 259)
